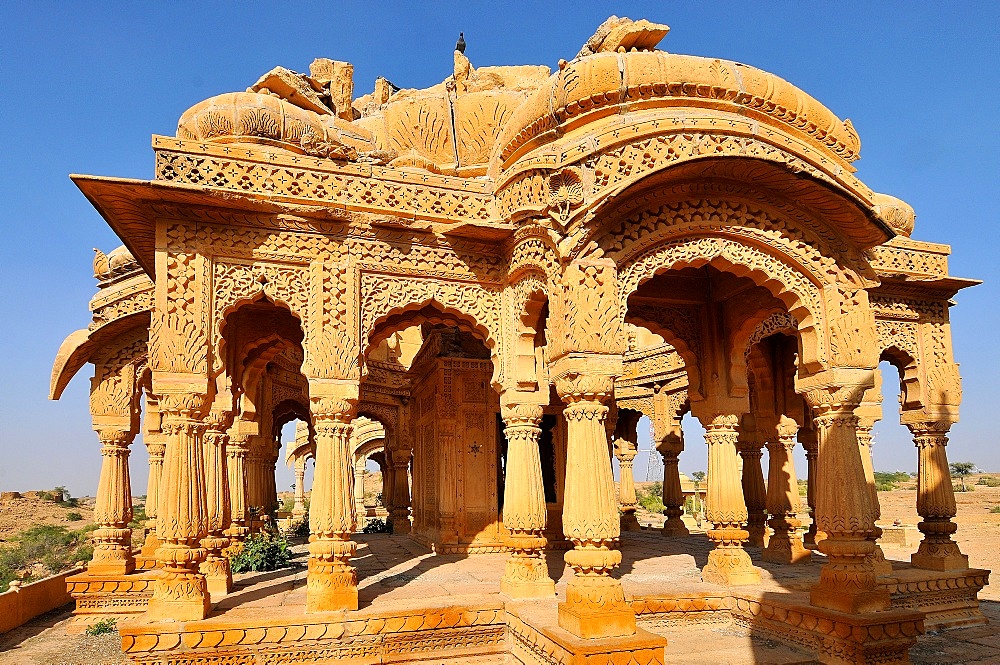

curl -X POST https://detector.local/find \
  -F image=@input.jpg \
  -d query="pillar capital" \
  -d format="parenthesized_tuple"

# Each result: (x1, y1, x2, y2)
(500, 401, 544, 427)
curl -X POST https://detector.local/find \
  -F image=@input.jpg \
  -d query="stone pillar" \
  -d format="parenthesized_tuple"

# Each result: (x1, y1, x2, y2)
(148, 393, 211, 622)
(763, 416, 810, 563)
(614, 411, 642, 532)
(909, 422, 968, 571)
(89, 428, 136, 576)
(800, 425, 819, 548)
(857, 421, 892, 575)
(737, 425, 768, 549)
(200, 411, 232, 597)
(701, 414, 760, 585)
(805, 378, 890, 614)
(292, 456, 307, 521)
(140, 440, 165, 561)
(659, 434, 689, 537)
(555, 374, 636, 638)
(307, 393, 358, 613)
(226, 431, 250, 542)
(389, 451, 412, 533)
(353, 461, 366, 527)
(500, 402, 556, 598)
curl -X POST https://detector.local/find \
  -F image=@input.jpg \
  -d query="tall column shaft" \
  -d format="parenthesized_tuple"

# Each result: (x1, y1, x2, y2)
(293, 457, 307, 520)
(800, 427, 819, 548)
(808, 391, 889, 614)
(616, 443, 641, 532)
(89, 429, 135, 576)
(226, 433, 249, 542)
(910, 423, 968, 570)
(763, 417, 810, 563)
(200, 414, 232, 597)
(857, 424, 892, 575)
(307, 396, 358, 613)
(389, 453, 411, 533)
(558, 393, 636, 637)
(660, 440, 689, 536)
(702, 415, 760, 585)
(140, 441, 165, 561)
(148, 393, 211, 622)
(500, 402, 555, 598)
(739, 441, 768, 549)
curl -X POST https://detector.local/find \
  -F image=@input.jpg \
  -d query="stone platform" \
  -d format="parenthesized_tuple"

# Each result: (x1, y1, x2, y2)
(106, 531, 989, 664)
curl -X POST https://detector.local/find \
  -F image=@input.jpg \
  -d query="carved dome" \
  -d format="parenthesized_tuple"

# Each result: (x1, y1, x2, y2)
(872, 192, 916, 237)
(176, 92, 374, 156)
(492, 50, 861, 171)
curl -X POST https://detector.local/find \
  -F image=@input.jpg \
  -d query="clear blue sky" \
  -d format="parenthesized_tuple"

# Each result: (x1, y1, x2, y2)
(1, 2, 997, 497)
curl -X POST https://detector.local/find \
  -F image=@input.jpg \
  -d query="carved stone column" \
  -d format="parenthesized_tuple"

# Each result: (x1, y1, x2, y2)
(737, 424, 768, 549)
(292, 456, 307, 521)
(614, 410, 642, 532)
(500, 402, 555, 598)
(800, 425, 819, 548)
(148, 392, 211, 622)
(225, 431, 250, 542)
(804, 377, 890, 614)
(701, 414, 761, 585)
(89, 428, 136, 576)
(307, 392, 358, 613)
(200, 411, 232, 597)
(140, 440, 165, 561)
(389, 450, 412, 534)
(659, 443, 689, 537)
(857, 421, 892, 575)
(555, 373, 636, 639)
(909, 422, 968, 571)
(353, 462, 366, 528)
(763, 416, 810, 563)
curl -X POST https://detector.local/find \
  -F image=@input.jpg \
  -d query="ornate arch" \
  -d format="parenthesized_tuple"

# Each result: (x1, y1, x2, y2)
(360, 273, 502, 385)
(618, 234, 827, 373)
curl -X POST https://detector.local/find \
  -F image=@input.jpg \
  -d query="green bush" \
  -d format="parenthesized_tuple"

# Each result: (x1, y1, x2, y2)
(362, 518, 393, 534)
(129, 504, 147, 528)
(636, 482, 665, 513)
(0, 523, 96, 592)
(85, 617, 117, 636)
(797, 479, 808, 496)
(976, 476, 1000, 487)
(873, 472, 910, 491)
(989, 505, 1000, 514)
(229, 532, 291, 573)
(292, 518, 310, 537)
(954, 484, 975, 492)
(66, 512, 83, 522)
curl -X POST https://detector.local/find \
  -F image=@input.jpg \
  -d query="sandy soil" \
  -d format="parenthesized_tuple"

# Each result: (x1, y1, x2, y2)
(0, 492, 96, 543)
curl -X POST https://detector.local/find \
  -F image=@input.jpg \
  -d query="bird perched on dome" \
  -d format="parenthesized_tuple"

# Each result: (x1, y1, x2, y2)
(456, 32, 466, 54)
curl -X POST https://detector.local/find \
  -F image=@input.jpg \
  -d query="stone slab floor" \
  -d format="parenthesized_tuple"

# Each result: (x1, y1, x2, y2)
(1, 531, 997, 664)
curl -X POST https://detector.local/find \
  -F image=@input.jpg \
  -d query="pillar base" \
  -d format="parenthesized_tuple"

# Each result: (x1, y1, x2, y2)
(870, 544, 894, 576)
(746, 520, 767, 549)
(200, 558, 233, 598)
(661, 516, 689, 537)
(559, 571, 636, 639)
(87, 559, 136, 577)
(619, 511, 642, 532)
(702, 547, 761, 586)
(911, 543, 969, 571)
(306, 555, 358, 613)
(810, 586, 891, 615)
(147, 570, 210, 622)
(762, 533, 812, 564)
(500, 543, 556, 598)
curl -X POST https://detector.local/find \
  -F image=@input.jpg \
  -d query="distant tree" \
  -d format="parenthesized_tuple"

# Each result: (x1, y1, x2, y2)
(950, 462, 977, 492)
(691, 471, 706, 484)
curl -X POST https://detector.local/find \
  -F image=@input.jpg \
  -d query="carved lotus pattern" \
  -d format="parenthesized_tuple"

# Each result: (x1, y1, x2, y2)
(548, 168, 584, 223)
